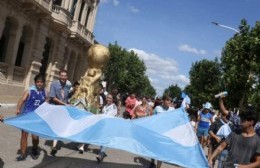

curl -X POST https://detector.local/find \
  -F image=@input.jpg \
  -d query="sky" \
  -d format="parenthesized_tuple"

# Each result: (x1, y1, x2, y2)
(93, 0, 260, 95)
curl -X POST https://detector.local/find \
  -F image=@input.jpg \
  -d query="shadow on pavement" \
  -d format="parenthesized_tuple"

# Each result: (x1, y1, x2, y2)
(34, 148, 149, 168)
(0, 158, 4, 167)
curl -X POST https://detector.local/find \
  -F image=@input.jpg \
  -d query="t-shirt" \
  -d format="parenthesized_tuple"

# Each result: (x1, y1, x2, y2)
(224, 132, 260, 168)
(22, 86, 46, 114)
(49, 80, 71, 104)
(198, 112, 212, 129)
(125, 97, 137, 115)
(209, 118, 234, 149)
(102, 103, 117, 116)
(153, 106, 175, 114)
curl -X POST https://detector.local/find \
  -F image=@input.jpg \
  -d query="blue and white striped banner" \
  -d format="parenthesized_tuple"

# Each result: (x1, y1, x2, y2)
(4, 102, 208, 168)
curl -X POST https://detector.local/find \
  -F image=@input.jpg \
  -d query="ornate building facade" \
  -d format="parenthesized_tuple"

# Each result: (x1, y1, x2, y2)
(0, 0, 99, 100)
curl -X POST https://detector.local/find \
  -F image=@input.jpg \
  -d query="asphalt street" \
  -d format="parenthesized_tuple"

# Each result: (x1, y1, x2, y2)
(0, 106, 180, 168)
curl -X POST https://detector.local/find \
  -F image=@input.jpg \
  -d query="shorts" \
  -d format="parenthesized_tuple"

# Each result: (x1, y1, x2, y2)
(197, 127, 209, 137)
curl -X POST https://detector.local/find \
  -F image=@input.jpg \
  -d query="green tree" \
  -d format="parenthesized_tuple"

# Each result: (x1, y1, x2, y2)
(221, 19, 260, 110)
(163, 84, 182, 99)
(104, 42, 156, 97)
(187, 59, 222, 108)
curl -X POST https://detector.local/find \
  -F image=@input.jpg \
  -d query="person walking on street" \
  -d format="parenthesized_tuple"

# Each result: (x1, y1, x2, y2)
(15, 74, 47, 161)
(96, 94, 118, 163)
(49, 70, 71, 156)
(195, 102, 213, 149)
(208, 110, 260, 168)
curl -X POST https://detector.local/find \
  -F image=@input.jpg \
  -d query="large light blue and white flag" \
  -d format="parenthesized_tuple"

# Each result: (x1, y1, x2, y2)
(4, 102, 208, 168)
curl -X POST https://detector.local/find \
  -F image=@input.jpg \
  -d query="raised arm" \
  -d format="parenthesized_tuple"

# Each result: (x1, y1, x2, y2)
(219, 98, 229, 116)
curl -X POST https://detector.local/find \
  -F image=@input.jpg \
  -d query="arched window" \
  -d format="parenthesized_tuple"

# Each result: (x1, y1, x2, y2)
(15, 26, 33, 67)
(0, 19, 12, 63)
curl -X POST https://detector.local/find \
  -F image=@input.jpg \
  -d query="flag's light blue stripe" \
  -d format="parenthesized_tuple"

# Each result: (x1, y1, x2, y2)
(132, 108, 189, 134)
(4, 103, 208, 168)
(5, 113, 57, 140)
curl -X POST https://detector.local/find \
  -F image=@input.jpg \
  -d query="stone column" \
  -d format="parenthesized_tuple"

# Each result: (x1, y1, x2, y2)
(5, 25, 23, 81)
(31, 20, 50, 65)
(63, 48, 71, 70)
(47, 31, 68, 85)
(25, 19, 50, 87)
(61, 0, 65, 8)
(73, 0, 82, 21)
(73, 54, 83, 81)
(64, 0, 69, 10)
(80, 3, 88, 25)
(68, 53, 77, 81)
(68, 0, 74, 13)
(89, 7, 98, 32)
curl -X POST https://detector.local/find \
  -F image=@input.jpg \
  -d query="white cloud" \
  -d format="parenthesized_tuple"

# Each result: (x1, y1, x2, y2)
(129, 6, 139, 13)
(213, 50, 222, 58)
(178, 44, 207, 55)
(129, 48, 190, 95)
(100, 0, 109, 4)
(100, 0, 119, 6)
(113, 0, 119, 6)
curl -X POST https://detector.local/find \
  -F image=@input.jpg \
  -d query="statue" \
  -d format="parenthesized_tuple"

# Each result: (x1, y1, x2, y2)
(71, 44, 110, 113)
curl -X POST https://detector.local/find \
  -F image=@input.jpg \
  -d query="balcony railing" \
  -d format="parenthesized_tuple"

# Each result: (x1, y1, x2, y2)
(34, 0, 52, 11)
(52, 5, 72, 27)
(70, 21, 94, 43)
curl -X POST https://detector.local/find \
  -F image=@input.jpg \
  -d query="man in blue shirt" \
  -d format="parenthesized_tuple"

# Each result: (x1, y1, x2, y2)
(49, 70, 71, 156)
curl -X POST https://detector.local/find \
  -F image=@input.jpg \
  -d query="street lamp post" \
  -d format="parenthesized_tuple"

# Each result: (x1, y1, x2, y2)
(212, 21, 240, 33)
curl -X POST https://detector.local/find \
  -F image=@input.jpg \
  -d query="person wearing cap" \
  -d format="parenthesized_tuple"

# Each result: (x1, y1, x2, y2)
(196, 102, 213, 149)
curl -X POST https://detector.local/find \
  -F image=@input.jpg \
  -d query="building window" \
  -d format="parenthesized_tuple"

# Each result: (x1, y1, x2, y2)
(15, 41, 25, 66)
(0, 20, 11, 63)
(0, 35, 6, 62)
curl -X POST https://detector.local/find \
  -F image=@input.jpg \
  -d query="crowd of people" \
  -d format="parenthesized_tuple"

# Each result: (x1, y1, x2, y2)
(0, 69, 259, 168)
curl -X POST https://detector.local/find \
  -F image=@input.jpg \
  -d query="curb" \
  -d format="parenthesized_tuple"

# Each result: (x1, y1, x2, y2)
(0, 103, 17, 108)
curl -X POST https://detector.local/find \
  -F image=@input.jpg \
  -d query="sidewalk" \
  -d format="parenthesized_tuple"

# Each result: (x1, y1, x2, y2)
(0, 96, 19, 108)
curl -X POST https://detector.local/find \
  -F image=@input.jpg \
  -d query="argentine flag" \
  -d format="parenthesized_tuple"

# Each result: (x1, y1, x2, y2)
(4, 102, 208, 168)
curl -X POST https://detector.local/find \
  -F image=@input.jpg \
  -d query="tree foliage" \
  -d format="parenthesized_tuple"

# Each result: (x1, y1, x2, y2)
(163, 84, 182, 99)
(221, 19, 260, 110)
(104, 42, 156, 97)
(186, 59, 222, 108)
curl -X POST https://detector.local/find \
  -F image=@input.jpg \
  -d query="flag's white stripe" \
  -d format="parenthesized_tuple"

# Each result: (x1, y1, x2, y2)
(163, 122, 198, 146)
(35, 103, 113, 137)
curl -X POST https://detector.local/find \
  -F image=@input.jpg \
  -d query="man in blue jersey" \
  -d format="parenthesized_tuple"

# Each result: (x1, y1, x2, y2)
(196, 102, 213, 149)
(49, 70, 71, 156)
(15, 74, 47, 161)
